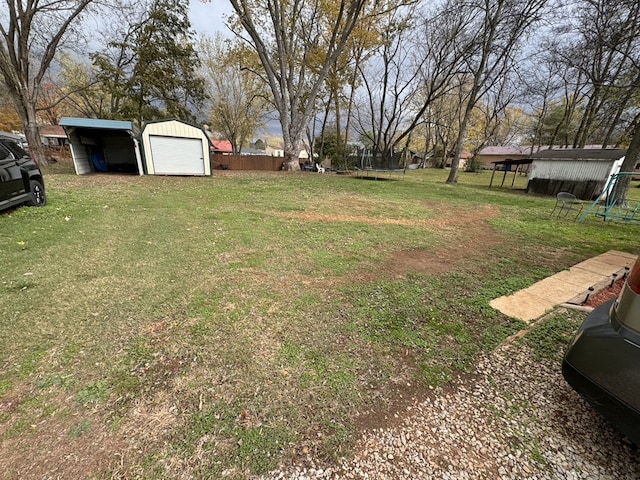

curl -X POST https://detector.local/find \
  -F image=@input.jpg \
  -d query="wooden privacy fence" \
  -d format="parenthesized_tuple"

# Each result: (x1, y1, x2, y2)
(211, 154, 285, 171)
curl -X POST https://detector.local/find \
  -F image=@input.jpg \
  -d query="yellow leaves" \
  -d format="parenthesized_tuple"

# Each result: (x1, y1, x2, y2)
(0, 104, 22, 132)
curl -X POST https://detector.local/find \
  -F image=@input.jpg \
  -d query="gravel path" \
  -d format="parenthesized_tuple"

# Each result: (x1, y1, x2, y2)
(258, 335, 639, 479)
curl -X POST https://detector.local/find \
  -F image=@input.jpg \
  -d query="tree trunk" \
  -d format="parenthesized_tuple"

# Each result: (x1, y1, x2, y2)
(342, 50, 362, 170)
(602, 75, 639, 147)
(614, 122, 640, 204)
(24, 123, 47, 166)
(573, 87, 600, 148)
(282, 135, 302, 171)
(447, 96, 475, 183)
(282, 154, 301, 171)
(19, 102, 48, 166)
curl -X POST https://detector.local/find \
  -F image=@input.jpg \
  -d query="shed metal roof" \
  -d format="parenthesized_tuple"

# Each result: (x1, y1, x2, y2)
(480, 145, 615, 156)
(529, 148, 625, 160)
(59, 117, 134, 131)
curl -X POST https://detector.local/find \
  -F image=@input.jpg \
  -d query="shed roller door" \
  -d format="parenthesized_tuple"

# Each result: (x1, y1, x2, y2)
(149, 135, 205, 175)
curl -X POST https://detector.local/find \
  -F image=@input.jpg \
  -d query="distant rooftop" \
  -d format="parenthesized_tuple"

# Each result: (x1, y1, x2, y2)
(211, 140, 233, 153)
(479, 145, 617, 156)
(40, 125, 67, 138)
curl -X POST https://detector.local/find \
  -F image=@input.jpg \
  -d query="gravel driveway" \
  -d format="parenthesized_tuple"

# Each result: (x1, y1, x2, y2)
(258, 312, 639, 480)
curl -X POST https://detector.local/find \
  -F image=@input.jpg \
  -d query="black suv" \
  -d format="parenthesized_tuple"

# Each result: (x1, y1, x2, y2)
(563, 254, 640, 444)
(0, 137, 46, 212)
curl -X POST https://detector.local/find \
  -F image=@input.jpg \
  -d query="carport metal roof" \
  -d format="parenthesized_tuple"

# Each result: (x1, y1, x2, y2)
(59, 117, 134, 131)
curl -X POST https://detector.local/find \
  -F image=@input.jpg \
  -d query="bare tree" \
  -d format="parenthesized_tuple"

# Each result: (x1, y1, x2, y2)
(602, 0, 640, 201)
(200, 35, 268, 154)
(446, 0, 550, 184)
(0, 0, 95, 164)
(538, 0, 640, 202)
(227, 0, 369, 170)
(354, 6, 422, 166)
(519, 43, 567, 150)
(465, 77, 521, 157)
(535, 0, 640, 151)
(568, 0, 640, 148)
(353, 2, 471, 166)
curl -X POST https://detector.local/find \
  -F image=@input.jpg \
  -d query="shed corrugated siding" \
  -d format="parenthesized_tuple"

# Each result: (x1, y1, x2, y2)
(144, 120, 200, 138)
(529, 160, 614, 182)
(67, 130, 91, 175)
(141, 120, 211, 175)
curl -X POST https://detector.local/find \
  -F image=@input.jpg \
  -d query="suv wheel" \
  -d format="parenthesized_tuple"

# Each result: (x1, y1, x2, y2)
(28, 179, 46, 206)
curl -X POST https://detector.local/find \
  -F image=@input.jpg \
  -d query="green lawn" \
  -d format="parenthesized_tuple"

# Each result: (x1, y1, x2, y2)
(0, 167, 637, 479)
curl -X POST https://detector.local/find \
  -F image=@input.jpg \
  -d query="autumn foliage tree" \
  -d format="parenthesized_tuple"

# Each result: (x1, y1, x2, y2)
(0, 83, 21, 131)
(228, 0, 370, 170)
(0, 0, 95, 164)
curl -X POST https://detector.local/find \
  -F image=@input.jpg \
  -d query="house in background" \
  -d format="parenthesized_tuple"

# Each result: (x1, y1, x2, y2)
(210, 139, 233, 155)
(39, 125, 68, 148)
(242, 147, 266, 155)
(476, 146, 533, 169)
(265, 144, 284, 157)
(447, 150, 473, 169)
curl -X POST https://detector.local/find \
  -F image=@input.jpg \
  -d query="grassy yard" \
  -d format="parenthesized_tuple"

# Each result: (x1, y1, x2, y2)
(0, 167, 638, 479)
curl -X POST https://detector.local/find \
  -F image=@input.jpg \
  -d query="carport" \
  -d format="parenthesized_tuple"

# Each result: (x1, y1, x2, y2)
(59, 117, 144, 175)
(489, 158, 532, 188)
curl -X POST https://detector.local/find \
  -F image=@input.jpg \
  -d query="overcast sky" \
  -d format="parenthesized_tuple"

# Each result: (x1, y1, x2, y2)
(189, 1, 234, 39)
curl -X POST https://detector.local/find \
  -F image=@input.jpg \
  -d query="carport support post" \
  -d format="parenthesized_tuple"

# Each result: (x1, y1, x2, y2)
(490, 164, 497, 187)
(511, 164, 520, 187)
(500, 167, 508, 187)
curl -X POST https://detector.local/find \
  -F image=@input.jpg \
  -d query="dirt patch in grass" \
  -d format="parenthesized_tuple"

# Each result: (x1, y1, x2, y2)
(1, 402, 127, 480)
(277, 204, 502, 279)
(274, 204, 498, 230)
(378, 205, 502, 278)
(350, 348, 452, 432)
(285, 204, 506, 438)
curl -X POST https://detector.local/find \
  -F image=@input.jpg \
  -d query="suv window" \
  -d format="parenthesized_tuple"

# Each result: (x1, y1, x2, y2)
(0, 143, 11, 161)
(0, 140, 26, 158)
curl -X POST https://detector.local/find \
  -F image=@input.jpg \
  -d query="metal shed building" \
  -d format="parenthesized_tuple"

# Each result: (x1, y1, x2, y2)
(526, 149, 626, 200)
(59, 117, 144, 175)
(140, 119, 211, 176)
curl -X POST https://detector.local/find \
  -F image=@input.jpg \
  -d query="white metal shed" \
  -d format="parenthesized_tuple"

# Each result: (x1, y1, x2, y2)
(526, 149, 626, 200)
(140, 119, 212, 176)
